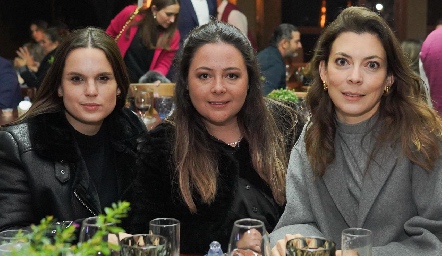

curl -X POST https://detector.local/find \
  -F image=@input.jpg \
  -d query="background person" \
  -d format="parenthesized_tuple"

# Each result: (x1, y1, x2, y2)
(0, 56, 21, 109)
(257, 24, 302, 95)
(106, 0, 180, 82)
(0, 27, 146, 232)
(15, 27, 61, 89)
(270, 6, 442, 256)
(125, 20, 303, 254)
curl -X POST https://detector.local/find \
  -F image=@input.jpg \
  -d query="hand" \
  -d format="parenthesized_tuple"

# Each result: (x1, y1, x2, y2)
(14, 57, 26, 68)
(336, 249, 359, 256)
(16, 46, 36, 70)
(236, 228, 263, 253)
(108, 232, 132, 245)
(271, 234, 303, 256)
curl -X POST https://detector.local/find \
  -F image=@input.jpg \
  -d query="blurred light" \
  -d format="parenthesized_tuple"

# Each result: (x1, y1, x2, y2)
(376, 3, 384, 11)
(319, 0, 326, 28)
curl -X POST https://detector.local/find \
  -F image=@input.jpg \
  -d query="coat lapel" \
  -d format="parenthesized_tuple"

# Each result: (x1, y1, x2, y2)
(323, 142, 358, 227)
(357, 143, 397, 226)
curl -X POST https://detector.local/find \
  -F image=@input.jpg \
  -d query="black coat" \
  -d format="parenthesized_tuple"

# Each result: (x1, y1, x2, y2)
(127, 99, 303, 254)
(0, 108, 146, 231)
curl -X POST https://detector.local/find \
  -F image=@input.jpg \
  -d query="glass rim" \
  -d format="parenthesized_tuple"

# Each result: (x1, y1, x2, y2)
(286, 236, 336, 251)
(82, 216, 115, 227)
(233, 218, 264, 229)
(149, 217, 180, 226)
(342, 228, 372, 237)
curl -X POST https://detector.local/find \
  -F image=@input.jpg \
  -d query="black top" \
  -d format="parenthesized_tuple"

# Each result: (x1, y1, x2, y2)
(73, 125, 119, 212)
(124, 29, 155, 83)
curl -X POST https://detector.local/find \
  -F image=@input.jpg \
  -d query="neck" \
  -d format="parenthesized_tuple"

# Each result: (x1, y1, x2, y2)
(205, 120, 242, 146)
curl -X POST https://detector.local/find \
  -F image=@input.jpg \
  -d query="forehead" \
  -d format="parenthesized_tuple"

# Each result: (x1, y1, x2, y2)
(330, 32, 386, 58)
(191, 42, 244, 63)
(290, 31, 300, 40)
(160, 4, 180, 13)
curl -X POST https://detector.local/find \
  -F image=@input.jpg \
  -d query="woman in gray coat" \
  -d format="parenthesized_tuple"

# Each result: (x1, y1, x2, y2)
(270, 6, 442, 256)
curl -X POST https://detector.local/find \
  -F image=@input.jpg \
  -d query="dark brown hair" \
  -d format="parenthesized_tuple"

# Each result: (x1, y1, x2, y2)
(172, 20, 287, 212)
(305, 6, 442, 176)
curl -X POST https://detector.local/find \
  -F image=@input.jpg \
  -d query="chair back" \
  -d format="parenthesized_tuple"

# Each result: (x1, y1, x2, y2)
(129, 83, 175, 98)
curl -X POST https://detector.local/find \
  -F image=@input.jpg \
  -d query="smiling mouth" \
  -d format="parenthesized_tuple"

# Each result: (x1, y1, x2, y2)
(209, 101, 228, 105)
(343, 93, 364, 97)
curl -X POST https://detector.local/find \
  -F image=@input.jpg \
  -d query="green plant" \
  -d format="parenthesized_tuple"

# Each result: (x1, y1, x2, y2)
(10, 201, 130, 255)
(267, 88, 299, 103)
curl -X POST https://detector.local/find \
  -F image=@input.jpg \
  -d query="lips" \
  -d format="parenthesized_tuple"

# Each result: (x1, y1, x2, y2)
(342, 92, 365, 97)
(209, 101, 229, 105)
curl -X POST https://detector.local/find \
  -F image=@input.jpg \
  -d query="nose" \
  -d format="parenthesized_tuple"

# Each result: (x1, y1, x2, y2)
(211, 77, 226, 94)
(347, 66, 363, 84)
(85, 80, 98, 96)
(170, 15, 176, 23)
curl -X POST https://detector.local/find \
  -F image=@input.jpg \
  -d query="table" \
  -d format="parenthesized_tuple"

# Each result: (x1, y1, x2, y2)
(0, 109, 18, 126)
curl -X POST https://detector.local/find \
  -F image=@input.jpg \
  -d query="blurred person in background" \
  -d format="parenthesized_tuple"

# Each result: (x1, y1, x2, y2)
(257, 24, 302, 95)
(15, 27, 61, 89)
(0, 56, 21, 109)
(106, 0, 180, 83)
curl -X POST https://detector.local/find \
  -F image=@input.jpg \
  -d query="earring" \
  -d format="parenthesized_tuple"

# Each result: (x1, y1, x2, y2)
(323, 81, 328, 91)
(384, 85, 390, 95)
(153, 14, 157, 19)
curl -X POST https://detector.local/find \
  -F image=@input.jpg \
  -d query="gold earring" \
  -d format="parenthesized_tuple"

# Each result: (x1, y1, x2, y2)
(384, 85, 390, 95)
(323, 81, 328, 91)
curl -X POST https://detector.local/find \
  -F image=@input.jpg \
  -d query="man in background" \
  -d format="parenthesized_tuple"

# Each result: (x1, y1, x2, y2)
(257, 24, 301, 95)
(178, 0, 217, 44)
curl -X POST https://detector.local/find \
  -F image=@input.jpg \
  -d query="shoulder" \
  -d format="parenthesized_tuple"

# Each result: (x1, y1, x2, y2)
(0, 123, 32, 153)
(108, 108, 147, 140)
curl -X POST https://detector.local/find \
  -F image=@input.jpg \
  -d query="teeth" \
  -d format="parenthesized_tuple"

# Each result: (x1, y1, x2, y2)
(344, 93, 359, 97)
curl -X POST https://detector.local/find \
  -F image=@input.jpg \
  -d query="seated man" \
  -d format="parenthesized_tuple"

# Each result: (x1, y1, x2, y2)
(257, 24, 301, 95)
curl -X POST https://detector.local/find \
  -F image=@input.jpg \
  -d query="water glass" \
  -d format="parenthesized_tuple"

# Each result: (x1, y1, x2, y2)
(149, 218, 180, 256)
(0, 230, 30, 255)
(227, 218, 270, 256)
(120, 234, 168, 256)
(286, 236, 336, 256)
(341, 228, 372, 256)
(154, 96, 175, 120)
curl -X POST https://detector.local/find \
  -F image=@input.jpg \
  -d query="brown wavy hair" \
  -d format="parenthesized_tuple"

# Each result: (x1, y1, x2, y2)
(305, 6, 442, 176)
(172, 20, 288, 212)
(11, 27, 130, 124)
(126, 0, 179, 50)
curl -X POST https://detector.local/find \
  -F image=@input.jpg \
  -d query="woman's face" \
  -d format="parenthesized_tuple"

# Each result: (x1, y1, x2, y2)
(153, 4, 180, 29)
(30, 24, 44, 42)
(58, 47, 121, 135)
(39, 33, 58, 54)
(319, 32, 394, 124)
(188, 42, 249, 130)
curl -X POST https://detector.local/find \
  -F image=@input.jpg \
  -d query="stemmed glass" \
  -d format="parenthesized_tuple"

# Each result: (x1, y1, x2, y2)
(78, 216, 118, 255)
(134, 89, 155, 125)
(227, 218, 270, 256)
(154, 96, 175, 120)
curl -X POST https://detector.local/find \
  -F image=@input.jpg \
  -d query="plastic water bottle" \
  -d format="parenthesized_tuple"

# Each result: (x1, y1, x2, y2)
(206, 241, 223, 256)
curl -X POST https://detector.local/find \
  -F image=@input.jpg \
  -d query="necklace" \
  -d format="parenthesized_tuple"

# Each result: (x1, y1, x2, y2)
(210, 134, 243, 147)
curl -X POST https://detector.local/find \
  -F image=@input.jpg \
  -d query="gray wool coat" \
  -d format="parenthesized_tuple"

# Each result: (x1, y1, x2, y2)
(270, 124, 442, 256)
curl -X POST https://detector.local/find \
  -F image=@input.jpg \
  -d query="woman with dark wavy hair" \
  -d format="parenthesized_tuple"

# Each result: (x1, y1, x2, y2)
(270, 6, 442, 256)
(0, 27, 146, 232)
(127, 20, 302, 254)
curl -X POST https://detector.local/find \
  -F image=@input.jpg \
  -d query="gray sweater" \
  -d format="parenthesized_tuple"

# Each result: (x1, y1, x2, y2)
(270, 117, 442, 255)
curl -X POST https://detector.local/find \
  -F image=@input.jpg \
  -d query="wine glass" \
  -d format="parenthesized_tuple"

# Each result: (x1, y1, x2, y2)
(78, 216, 118, 255)
(227, 218, 270, 256)
(154, 96, 175, 120)
(134, 89, 155, 125)
(120, 234, 168, 256)
(341, 228, 372, 256)
(0, 230, 30, 254)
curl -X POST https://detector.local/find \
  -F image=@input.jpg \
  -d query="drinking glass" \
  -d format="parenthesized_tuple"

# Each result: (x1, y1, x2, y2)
(134, 89, 155, 125)
(227, 218, 270, 256)
(149, 218, 180, 256)
(0, 229, 30, 255)
(286, 236, 336, 256)
(154, 96, 175, 120)
(120, 234, 168, 256)
(341, 228, 372, 256)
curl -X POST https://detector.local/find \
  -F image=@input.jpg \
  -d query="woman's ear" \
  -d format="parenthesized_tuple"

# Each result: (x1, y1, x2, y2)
(58, 86, 63, 97)
(319, 60, 327, 82)
(151, 5, 157, 14)
(117, 88, 121, 96)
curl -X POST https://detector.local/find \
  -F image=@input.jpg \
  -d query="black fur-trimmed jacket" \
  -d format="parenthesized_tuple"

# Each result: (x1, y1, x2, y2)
(0, 108, 146, 231)
(127, 99, 303, 254)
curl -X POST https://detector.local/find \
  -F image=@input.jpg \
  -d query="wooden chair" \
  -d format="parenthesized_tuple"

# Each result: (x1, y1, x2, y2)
(129, 83, 175, 98)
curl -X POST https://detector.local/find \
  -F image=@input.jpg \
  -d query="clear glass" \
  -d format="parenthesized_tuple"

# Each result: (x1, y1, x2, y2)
(227, 218, 270, 256)
(120, 234, 168, 256)
(286, 236, 336, 256)
(134, 89, 155, 125)
(149, 218, 180, 256)
(341, 228, 372, 256)
(154, 96, 175, 120)
(0, 230, 30, 255)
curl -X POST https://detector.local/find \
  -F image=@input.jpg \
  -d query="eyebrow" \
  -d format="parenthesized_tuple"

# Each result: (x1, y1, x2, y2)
(334, 52, 384, 61)
(65, 71, 113, 76)
(194, 67, 242, 72)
